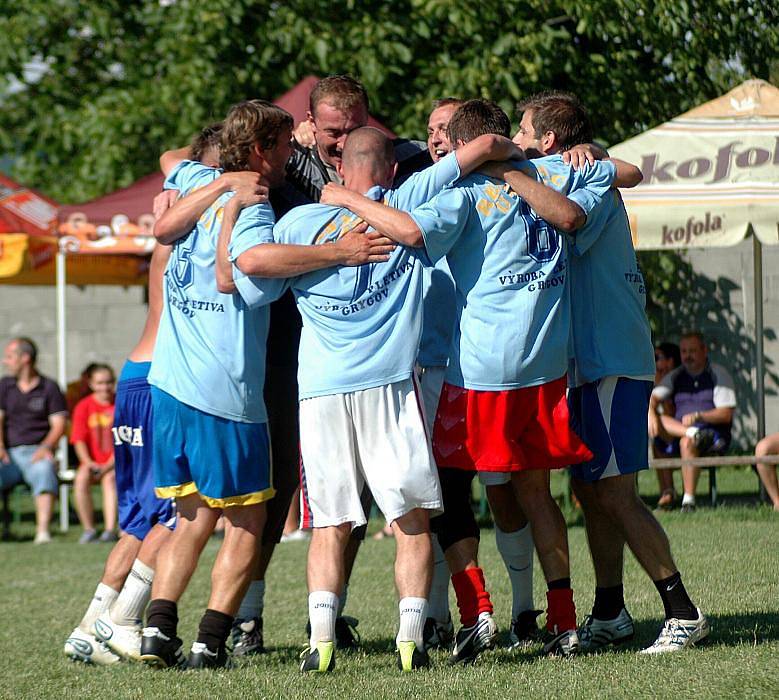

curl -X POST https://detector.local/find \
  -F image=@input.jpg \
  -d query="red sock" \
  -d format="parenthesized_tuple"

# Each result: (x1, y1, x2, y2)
(451, 567, 493, 626)
(546, 588, 576, 633)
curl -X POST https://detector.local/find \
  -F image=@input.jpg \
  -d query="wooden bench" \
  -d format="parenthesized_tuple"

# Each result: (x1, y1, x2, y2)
(649, 455, 779, 506)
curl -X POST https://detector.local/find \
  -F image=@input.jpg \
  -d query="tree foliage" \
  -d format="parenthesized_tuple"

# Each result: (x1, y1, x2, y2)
(1, 0, 776, 204)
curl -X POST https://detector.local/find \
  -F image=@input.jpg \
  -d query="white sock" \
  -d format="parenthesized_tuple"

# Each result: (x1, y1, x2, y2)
(337, 584, 349, 617)
(80, 582, 119, 633)
(309, 591, 338, 646)
(110, 559, 154, 626)
(682, 493, 696, 506)
(397, 597, 428, 647)
(496, 524, 534, 619)
(237, 579, 265, 621)
(428, 534, 451, 623)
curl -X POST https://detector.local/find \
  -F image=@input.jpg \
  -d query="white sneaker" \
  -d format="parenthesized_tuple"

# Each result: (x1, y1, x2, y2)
(64, 626, 121, 665)
(93, 612, 142, 661)
(33, 531, 51, 545)
(640, 608, 710, 654)
(578, 607, 635, 652)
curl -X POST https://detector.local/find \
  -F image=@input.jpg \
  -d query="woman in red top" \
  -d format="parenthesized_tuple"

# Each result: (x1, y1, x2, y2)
(70, 364, 117, 543)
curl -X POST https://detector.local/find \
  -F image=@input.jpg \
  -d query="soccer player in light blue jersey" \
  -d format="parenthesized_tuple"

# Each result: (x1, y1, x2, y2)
(139, 101, 393, 671)
(222, 125, 522, 672)
(322, 100, 614, 660)
(505, 91, 708, 655)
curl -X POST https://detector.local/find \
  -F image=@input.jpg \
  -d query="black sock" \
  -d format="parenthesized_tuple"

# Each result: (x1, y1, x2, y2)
(654, 572, 697, 621)
(592, 585, 625, 621)
(547, 577, 571, 591)
(146, 599, 178, 638)
(196, 609, 234, 651)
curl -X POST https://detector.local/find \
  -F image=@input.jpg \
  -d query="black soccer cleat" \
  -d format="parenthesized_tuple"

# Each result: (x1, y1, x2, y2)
(449, 611, 498, 665)
(305, 615, 360, 651)
(508, 609, 543, 649)
(139, 626, 186, 669)
(187, 641, 230, 669)
(231, 616, 265, 657)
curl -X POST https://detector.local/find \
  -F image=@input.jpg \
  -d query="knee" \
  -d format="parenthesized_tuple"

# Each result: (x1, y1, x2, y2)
(393, 508, 430, 536)
(679, 437, 698, 457)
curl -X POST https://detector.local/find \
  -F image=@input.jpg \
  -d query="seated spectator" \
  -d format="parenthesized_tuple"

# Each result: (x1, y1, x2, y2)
(70, 364, 118, 543)
(755, 432, 779, 511)
(0, 337, 67, 544)
(649, 342, 681, 509)
(649, 331, 736, 512)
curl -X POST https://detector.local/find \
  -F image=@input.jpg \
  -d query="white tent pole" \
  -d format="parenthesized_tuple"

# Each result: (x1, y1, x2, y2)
(753, 233, 766, 442)
(55, 246, 69, 532)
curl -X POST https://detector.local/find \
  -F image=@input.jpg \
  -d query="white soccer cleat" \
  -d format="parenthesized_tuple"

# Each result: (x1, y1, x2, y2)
(578, 607, 635, 652)
(93, 612, 142, 661)
(64, 626, 121, 665)
(640, 608, 710, 654)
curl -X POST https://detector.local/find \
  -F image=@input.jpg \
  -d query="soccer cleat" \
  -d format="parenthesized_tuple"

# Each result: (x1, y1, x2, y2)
(187, 641, 230, 669)
(578, 608, 635, 653)
(335, 615, 360, 650)
(640, 609, 710, 654)
(231, 616, 265, 657)
(542, 628, 580, 657)
(299, 641, 335, 673)
(396, 640, 430, 671)
(93, 612, 143, 661)
(508, 609, 543, 649)
(423, 615, 454, 651)
(64, 626, 121, 665)
(33, 531, 51, 545)
(449, 611, 498, 664)
(139, 626, 186, 669)
(680, 503, 697, 513)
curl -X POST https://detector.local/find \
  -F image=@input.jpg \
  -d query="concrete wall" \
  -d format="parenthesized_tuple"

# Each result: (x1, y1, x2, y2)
(0, 285, 147, 384)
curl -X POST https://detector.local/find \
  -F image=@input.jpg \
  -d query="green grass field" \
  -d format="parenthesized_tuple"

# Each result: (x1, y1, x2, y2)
(1, 468, 777, 699)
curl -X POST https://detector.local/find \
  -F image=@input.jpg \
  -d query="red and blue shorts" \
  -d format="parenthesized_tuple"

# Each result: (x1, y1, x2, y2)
(432, 376, 592, 472)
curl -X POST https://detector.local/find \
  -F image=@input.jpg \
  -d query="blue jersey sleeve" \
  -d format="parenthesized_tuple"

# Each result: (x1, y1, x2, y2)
(409, 186, 470, 263)
(567, 160, 616, 218)
(391, 152, 461, 210)
(163, 160, 219, 194)
(228, 202, 286, 308)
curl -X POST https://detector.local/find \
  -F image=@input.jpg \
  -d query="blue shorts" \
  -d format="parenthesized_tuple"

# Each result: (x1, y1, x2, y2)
(151, 386, 274, 508)
(114, 361, 176, 540)
(568, 376, 653, 483)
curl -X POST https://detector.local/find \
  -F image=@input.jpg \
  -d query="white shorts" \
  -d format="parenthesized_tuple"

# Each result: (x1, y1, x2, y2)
(299, 377, 443, 529)
(477, 471, 511, 486)
(416, 364, 446, 434)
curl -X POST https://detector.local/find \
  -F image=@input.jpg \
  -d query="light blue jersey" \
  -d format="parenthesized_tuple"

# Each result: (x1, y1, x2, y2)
(410, 156, 615, 390)
(230, 152, 461, 400)
(417, 258, 456, 368)
(149, 160, 275, 423)
(564, 189, 655, 385)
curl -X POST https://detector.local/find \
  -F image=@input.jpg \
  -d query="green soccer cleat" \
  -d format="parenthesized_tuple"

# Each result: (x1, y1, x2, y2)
(396, 640, 430, 671)
(299, 640, 335, 673)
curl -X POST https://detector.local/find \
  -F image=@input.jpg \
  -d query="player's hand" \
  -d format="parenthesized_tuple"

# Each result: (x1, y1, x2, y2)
(293, 120, 316, 148)
(223, 172, 269, 209)
(153, 190, 179, 221)
(479, 160, 510, 180)
(320, 182, 353, 208)
(493, 136, 525, 162)
(31, 445, 53, 463)
(334, 224, 396, 266)
(681, 412, 698, 427)
(0, 447, 9, 465)
(563, 143, 608, 169)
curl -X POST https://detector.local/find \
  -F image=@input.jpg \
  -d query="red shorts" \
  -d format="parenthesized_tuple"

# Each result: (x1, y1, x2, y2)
(432, 377, 592, 472)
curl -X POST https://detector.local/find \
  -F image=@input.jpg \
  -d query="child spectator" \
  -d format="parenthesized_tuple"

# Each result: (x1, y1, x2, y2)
(71, 364, 118, 543)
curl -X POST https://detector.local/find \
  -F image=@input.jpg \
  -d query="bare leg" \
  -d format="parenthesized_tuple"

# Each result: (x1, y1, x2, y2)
(35, 492, 55, 536)
(443, 537, 479, 574)
(74, 466, 95, 532)
(100, 533, 143, 590)
(485, 482, 528, 531)
(136, 523, 174, 569)
(756, 434, 779, 510)
(282, 487, 301, 535)
(392, 508, 432, 598)
(207, 503, 266, 615)
(151, 493, 219, 603)
(511, 470, 569, 582)
(308, 524, 352, 594)
(680, 437, 701, 502)
(572, 479, 625, 587)
(100, 470, 118, 531)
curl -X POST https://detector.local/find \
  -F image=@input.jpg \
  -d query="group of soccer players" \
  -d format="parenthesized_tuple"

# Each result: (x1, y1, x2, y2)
(64, 75, 709, 673)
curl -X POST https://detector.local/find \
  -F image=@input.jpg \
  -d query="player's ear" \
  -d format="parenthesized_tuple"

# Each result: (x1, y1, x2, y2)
(391, 161, 399, 181)
(306, 110, 316, 131)
(336, 160, 345, 179)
